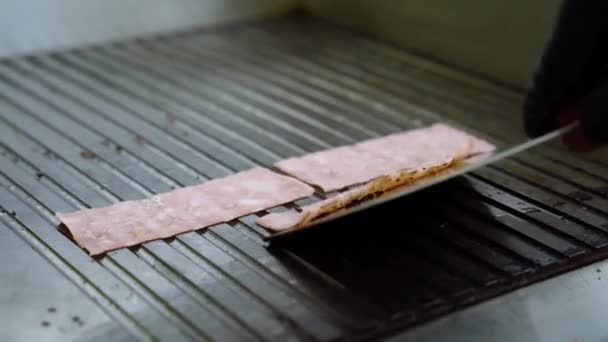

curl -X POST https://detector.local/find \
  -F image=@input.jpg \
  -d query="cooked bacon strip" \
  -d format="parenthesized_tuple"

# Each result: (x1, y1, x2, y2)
(257, 138, 473, 231)
(274, 124, 494, 192)
(56, 168, 313, 255)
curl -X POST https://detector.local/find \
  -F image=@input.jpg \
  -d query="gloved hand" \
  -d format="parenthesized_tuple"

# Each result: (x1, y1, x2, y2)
(523, 0, 608, 151)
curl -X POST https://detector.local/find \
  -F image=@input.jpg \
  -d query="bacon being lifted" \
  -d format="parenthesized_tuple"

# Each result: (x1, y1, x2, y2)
(274, 124, 494, 192)
(56, 168, 313, 255)
(257, 138, 473, 231)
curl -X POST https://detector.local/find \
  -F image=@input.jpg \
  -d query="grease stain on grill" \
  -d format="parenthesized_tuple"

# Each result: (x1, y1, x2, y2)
(134, 134, 145, 145)
(43, 148, 55, 159)
(72, 315, 85, 326)
(79, 150, 97, 159)
(165, 112, 176, 127)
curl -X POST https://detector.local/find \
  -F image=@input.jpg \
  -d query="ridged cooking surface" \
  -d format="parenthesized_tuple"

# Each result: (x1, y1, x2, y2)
(1, 16, 608, 341)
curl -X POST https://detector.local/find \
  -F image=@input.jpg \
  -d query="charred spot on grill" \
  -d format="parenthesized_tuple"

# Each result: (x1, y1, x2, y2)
(80, 150, 97, 159)
(36, 172, 44, 179)
(43, 148, 55, 159)
(70, 315, 85, 326)
(115, 145, 124, 153)
(165, 112, 177, 127)
(134, 135, 146, 145)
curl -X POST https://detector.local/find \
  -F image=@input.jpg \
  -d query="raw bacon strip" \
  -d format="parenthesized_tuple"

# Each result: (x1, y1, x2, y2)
(56, 168, 314, 255)
(258, 138, 473, 231)
(274, 124, 494, 192)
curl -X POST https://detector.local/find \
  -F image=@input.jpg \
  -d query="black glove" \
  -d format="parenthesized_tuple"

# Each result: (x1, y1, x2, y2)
(523, 0, 608, 148)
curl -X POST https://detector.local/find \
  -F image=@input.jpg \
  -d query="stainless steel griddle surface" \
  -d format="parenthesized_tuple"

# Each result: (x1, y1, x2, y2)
(1, 15, 608, 341)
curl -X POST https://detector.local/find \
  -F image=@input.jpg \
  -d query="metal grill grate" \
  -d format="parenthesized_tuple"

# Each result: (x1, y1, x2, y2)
(1, 16, 608, 341)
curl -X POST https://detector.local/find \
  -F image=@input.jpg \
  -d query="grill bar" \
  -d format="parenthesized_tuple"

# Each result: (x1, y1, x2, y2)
(1, 16, 607, 341)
